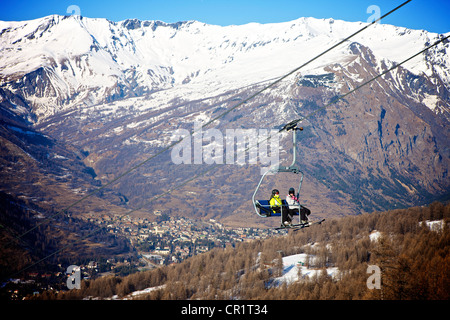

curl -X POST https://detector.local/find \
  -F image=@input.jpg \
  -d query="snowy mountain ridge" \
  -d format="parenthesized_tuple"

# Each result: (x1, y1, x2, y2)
(1, 15, 449, 122)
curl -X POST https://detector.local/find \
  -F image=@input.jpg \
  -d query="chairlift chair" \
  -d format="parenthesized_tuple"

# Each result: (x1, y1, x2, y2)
(252, 124, 304, 226)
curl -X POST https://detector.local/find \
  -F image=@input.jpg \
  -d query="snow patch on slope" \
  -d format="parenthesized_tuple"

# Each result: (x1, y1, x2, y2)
(271, 253, 339, 286)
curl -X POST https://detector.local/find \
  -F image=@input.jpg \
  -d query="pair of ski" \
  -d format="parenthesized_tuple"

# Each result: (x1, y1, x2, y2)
(274, 218, 325, 231)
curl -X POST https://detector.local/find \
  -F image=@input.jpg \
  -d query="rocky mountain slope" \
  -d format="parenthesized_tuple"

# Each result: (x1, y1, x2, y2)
(1, 15, 449, 228)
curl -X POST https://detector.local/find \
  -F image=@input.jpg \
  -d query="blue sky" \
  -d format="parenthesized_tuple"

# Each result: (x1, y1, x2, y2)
(1, 0, 449, 33)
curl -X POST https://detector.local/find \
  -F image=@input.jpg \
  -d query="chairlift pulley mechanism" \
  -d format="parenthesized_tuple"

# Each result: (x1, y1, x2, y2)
(279, 119, 303, 133)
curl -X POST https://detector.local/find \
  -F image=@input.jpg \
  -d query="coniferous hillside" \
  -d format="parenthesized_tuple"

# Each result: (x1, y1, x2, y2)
(37, 202, 449, 300)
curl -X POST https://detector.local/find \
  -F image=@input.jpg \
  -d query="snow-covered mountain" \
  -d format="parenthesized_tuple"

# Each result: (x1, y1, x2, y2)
(1, 15, 449, 121)
(1, 15, 449, 224)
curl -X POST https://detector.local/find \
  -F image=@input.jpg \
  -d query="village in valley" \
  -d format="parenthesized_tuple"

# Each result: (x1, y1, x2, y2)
(3, 211, 284, 299)
(86, 211, 283, 267)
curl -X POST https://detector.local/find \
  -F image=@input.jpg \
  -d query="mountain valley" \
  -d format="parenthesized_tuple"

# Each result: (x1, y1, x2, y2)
(0, 14, 449, 281)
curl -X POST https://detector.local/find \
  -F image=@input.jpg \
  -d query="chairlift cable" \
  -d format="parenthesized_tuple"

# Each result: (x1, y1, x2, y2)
(280, 33, 450, 132)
